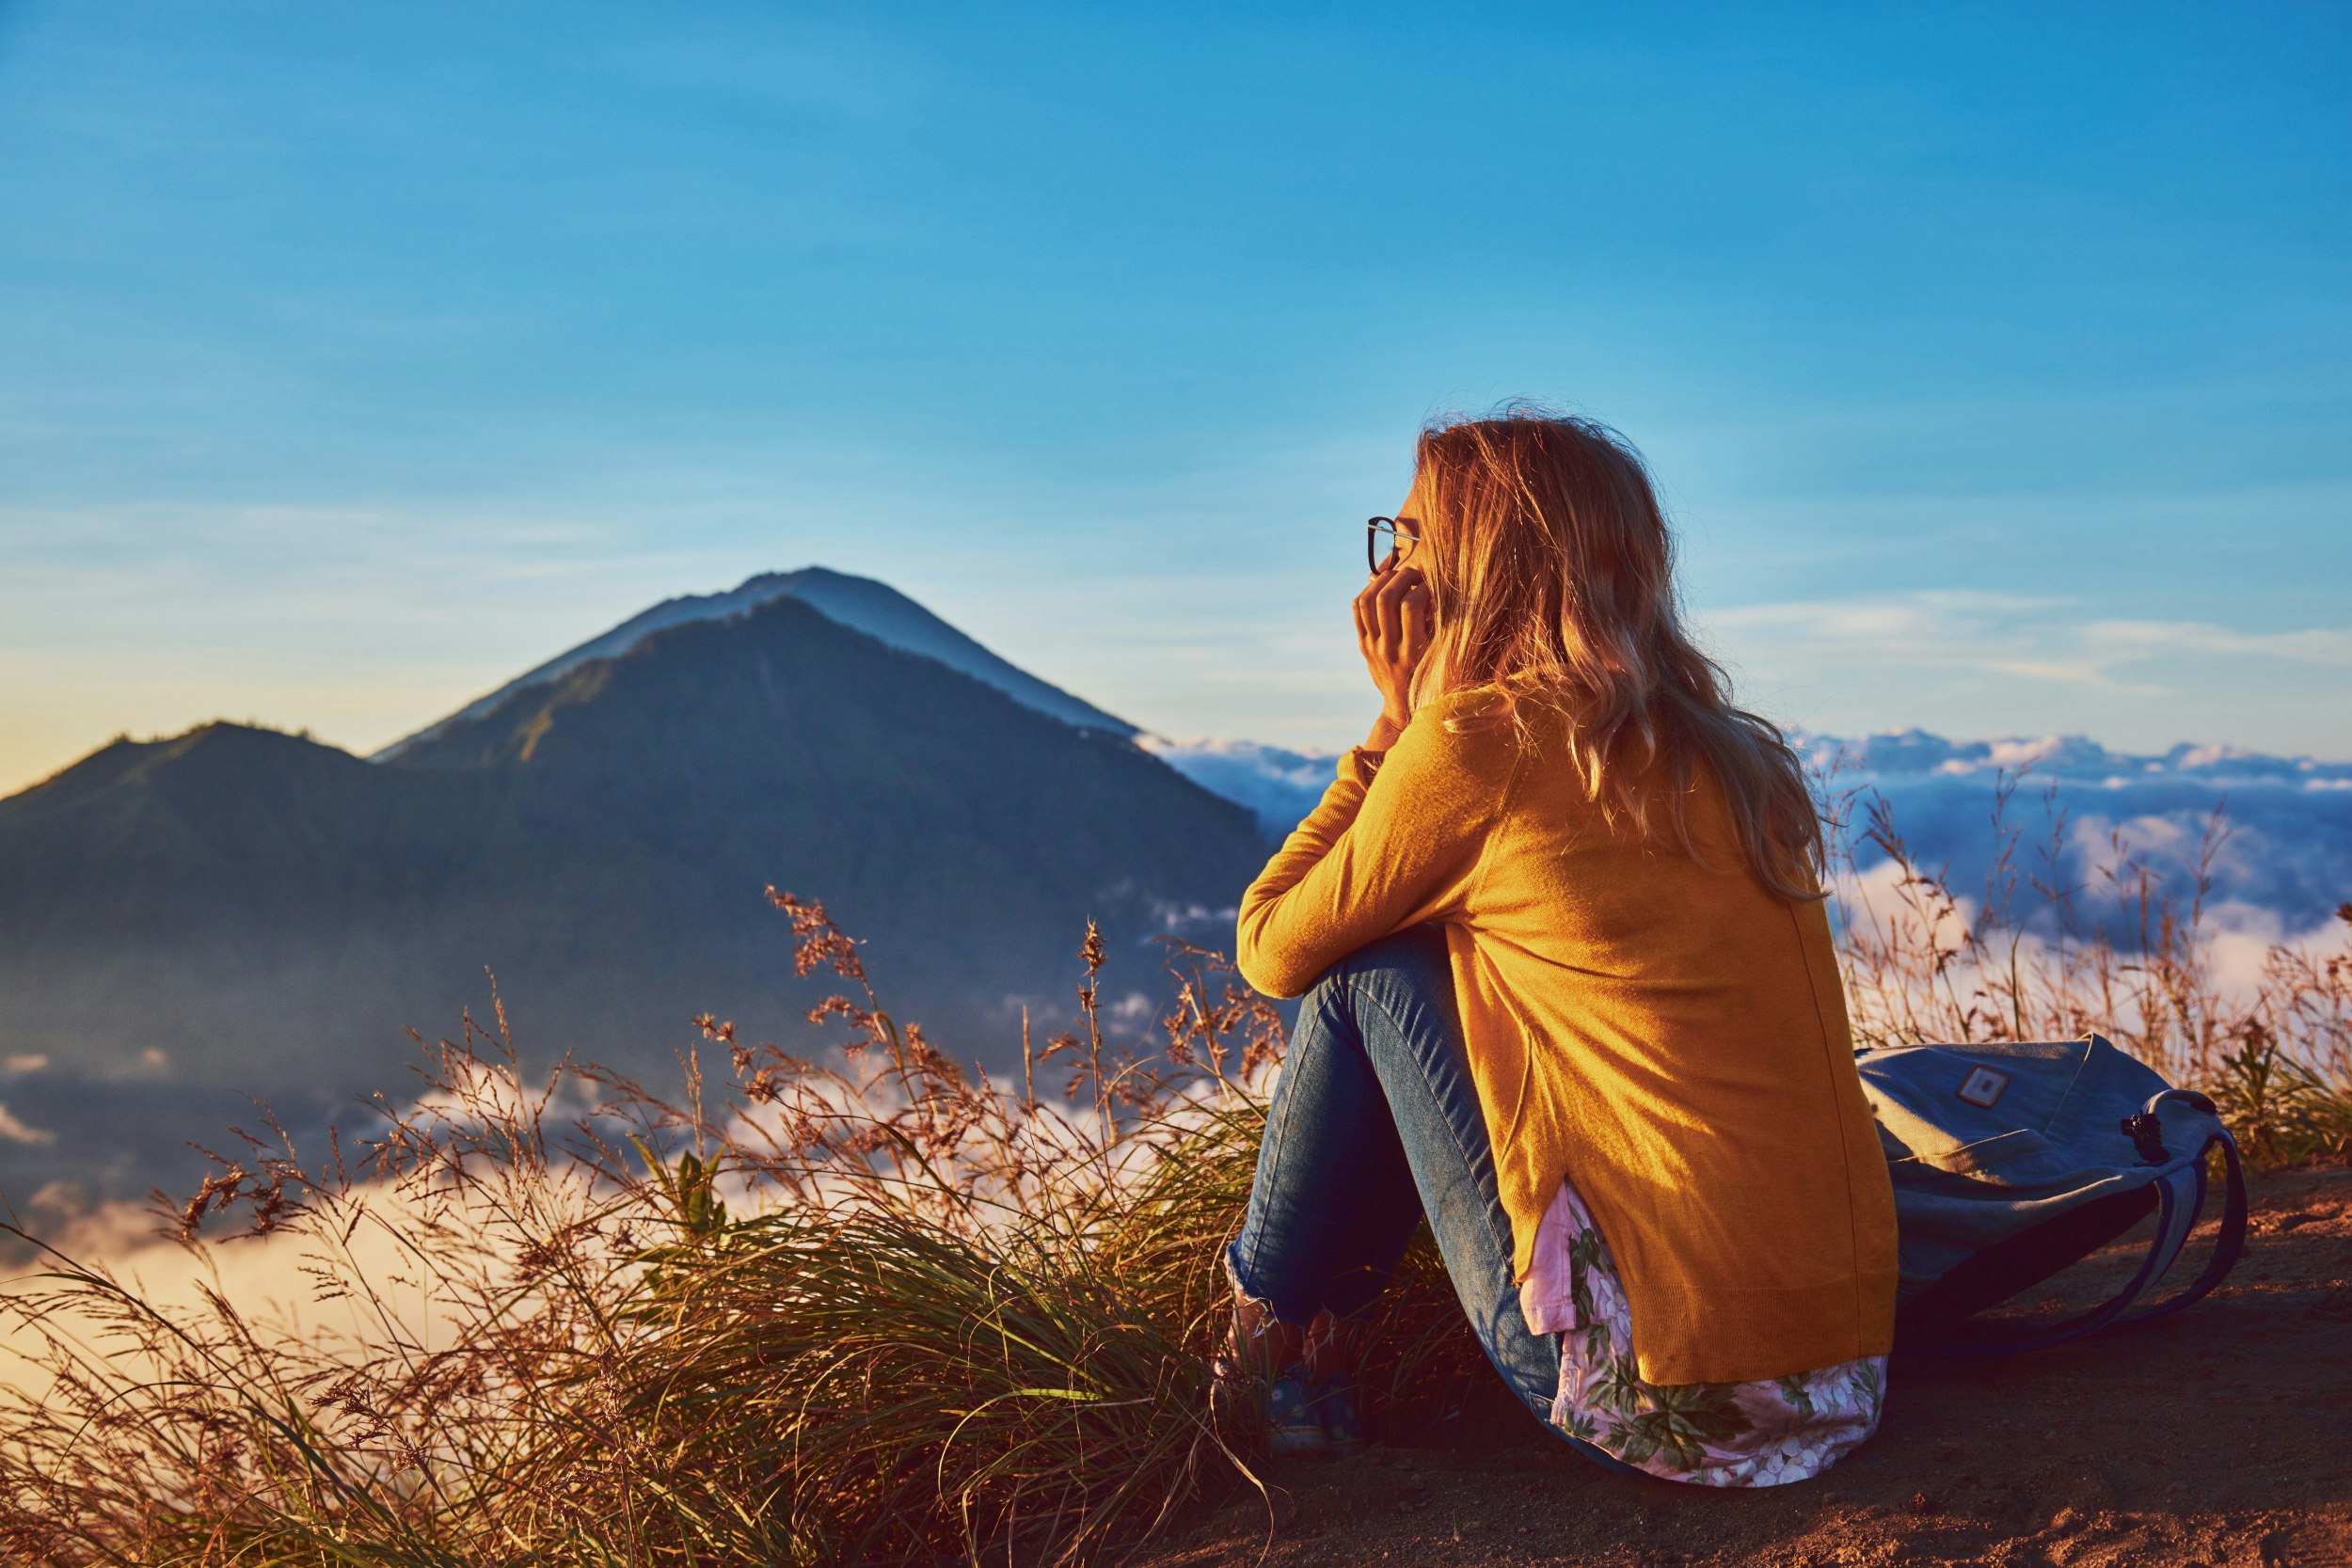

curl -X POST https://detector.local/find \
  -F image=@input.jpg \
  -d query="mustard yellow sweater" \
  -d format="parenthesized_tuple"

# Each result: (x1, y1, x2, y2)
(1236, 689, 1898, 1386)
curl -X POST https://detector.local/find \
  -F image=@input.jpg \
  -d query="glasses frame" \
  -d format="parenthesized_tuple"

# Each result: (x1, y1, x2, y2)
(1366, 515, 1421, 574)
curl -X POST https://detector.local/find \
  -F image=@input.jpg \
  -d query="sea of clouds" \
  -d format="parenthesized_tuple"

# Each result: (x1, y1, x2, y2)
(1145, 729, 2352, 942)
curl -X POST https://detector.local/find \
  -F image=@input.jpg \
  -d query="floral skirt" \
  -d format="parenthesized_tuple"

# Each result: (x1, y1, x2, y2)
(1518, 1182, 1887, 1487)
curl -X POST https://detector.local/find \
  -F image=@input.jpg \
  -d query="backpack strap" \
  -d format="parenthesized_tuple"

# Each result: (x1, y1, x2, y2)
(2110, 1128, 2247, 1331)
(1906, 1127, 2246, 1356)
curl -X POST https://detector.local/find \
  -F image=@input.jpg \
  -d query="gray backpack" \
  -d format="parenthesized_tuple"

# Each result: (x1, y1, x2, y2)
(1856, 1035, 2247, 1354)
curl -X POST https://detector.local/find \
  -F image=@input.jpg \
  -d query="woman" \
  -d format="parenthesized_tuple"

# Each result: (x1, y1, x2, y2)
(1221, 409, 1898, 1487)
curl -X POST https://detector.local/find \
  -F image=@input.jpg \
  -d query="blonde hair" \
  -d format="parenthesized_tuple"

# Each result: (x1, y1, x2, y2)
(1408, 406, 1822, 901)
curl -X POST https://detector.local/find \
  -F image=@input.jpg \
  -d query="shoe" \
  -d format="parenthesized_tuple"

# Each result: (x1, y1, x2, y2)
(1213, 1288, 1366, 1458)
(1311, 1376, 1366, 1457)
(1263, 1370, 1327, 1456)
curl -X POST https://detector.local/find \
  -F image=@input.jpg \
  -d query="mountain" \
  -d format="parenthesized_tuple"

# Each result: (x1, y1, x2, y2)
(374, 567, 1136, 761)
(0, 579, 1265, 1210)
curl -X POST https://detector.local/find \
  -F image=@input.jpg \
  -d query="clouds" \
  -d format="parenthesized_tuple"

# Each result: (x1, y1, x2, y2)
(1710, 592, 2352, 693)
(1842, 780, 2348, 932)
(1796, 727, 2352, 787)
(1811, 727, 2352, 935)
(1701, 592, 2352, 756)
(1168, 721, 2352, 936)
(1138, 736, 1341, 837)
(2081, 620, 2352, 671)
(0, 1106, 53, 1147)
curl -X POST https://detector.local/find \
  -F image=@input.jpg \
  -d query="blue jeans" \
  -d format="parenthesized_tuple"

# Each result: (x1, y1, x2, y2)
(1225, 925, 1631, 1471)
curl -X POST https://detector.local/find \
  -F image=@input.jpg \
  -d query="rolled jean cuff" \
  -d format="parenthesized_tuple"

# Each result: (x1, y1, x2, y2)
(1223, 1238, 1312, 1325)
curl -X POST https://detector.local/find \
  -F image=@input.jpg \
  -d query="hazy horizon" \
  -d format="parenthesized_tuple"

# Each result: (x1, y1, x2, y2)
(14, 557, 2352, 799)
(9, 554, 2352, 801)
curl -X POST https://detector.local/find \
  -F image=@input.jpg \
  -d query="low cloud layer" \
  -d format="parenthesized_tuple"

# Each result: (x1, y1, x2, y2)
(1152, 726, 2352, 935)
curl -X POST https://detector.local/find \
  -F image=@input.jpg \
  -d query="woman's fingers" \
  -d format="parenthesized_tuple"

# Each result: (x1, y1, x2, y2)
(1354, 564, 1431, 724)
(1375, 565, 1423, 657)
(1355, 565, 1404, 649)
(1371, 567, 1398, 650)
(1399, 578, 1432, 661)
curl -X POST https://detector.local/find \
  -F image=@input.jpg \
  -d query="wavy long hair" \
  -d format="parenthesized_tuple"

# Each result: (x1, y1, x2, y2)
(1408, 407, 1823, 901)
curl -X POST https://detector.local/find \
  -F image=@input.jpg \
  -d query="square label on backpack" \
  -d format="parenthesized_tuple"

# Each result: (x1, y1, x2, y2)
(1956, 1066, 2010, 1109)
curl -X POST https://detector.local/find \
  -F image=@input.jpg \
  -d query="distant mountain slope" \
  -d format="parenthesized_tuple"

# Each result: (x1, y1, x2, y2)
(375, 567, 1135, 760)
(0, 594, 1265, 1207)
(1138, 736, 1343, 836)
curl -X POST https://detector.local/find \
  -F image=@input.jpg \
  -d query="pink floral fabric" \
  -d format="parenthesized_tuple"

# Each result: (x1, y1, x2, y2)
(1518, 1180, 1887, 1487)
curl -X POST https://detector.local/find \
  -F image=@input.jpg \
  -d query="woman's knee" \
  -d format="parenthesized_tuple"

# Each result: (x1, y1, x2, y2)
(1301, 925, 1452, 1008)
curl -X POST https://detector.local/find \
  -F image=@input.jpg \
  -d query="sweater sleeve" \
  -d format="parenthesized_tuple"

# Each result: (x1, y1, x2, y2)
(1235, 694, 1520, 998)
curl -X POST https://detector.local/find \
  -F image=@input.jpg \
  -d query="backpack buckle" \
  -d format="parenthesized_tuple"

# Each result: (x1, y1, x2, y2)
(2121, 1112, 2168, 1164)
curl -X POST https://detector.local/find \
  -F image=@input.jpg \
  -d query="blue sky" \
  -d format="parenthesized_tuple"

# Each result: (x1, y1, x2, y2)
(2, 0, 2346, 794)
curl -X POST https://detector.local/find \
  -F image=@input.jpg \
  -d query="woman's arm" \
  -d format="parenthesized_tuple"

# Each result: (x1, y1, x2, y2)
(1234, 697, 1518, 998)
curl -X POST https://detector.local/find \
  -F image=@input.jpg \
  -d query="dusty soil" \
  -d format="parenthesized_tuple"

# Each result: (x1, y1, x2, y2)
(1136, 1165, 2352, 1568)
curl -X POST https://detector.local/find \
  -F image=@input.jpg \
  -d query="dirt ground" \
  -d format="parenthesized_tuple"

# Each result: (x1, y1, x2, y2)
(1135, 1165, 2352, 1568)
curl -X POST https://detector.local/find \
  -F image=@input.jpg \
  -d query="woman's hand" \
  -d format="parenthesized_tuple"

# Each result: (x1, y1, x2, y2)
(1354, 560, 1433, 751)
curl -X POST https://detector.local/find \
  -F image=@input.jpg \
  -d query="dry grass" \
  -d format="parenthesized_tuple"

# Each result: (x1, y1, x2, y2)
(0, 787, 2344, 1565)
(0, 896, 1486, 1566)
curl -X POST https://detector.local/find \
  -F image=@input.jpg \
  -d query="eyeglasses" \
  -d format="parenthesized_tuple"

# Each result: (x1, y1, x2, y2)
(1366, 516, 1421, 573)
